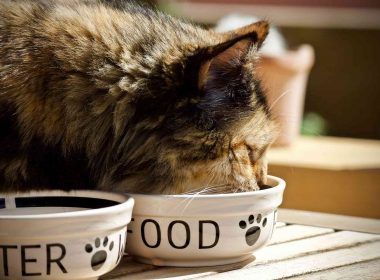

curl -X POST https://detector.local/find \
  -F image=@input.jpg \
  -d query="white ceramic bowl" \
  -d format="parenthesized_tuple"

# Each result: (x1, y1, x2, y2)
(126, 175, 285, 267)
(0, 190, 134, 280)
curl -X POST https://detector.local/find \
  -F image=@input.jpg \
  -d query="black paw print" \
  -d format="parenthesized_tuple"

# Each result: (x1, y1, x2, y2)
(239, 214, 267, 246)
(85, 236, 114, 271)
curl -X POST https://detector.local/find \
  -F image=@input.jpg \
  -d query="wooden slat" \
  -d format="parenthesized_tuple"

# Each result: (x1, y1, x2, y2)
(288, 258, 380, 280)
(254, 231, 378, 264)
(268, 136, 380, 170)
(275, 221, 287, 228)
(171, 1, 380, 29)
(269, 225, 334, 245)
(278, 208, 380, 234)
(104, 231, 379, 280)
(199, 241, 380, 280)
(101, 256, 157, 279)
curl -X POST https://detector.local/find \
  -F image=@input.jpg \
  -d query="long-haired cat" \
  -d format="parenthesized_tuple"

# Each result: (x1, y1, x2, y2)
(0, 0, 277, 194)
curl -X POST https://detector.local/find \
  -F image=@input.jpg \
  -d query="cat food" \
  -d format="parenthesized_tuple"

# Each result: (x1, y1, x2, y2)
(126, 175, 285, 267)
(0, 191, 134, 280)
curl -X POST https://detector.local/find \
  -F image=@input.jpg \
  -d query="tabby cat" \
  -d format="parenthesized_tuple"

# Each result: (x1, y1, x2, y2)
(0, 0, 277, 194)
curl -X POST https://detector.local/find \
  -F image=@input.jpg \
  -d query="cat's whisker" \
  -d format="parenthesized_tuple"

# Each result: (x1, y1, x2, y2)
(174, 177, 219, 210)
(269, 90, 291, 110)
(180, 168, 218, 195)
(179, 188, 206, 215)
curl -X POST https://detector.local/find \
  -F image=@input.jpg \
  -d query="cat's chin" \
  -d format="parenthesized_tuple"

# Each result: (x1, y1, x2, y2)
(228, 179, 261, 193)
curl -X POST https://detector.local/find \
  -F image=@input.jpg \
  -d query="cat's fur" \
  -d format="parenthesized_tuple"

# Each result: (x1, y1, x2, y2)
(0, 0, 277, 194)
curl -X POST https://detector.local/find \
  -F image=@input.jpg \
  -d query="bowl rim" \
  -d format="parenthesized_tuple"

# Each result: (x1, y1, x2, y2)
(128, 175, 285, 200)
(0, 190, 134, 220)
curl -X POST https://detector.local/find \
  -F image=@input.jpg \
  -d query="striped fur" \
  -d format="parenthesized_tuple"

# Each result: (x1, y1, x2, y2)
(0, 0, 277, 194)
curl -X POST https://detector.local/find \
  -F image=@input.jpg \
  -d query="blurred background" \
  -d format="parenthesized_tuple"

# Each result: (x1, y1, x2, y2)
(139, 0, 380, 218)
(155, 0, 380, 140)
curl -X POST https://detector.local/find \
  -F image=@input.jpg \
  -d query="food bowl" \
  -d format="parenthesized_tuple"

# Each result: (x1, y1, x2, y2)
(126, 175, 285, 267)
(0, 190, 134, 280)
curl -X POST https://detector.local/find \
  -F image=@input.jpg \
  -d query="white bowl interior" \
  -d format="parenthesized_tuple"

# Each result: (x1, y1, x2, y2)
(128, 175, 286, 217)
(0, 195, 120, 216)
(0, 190, 129, 218)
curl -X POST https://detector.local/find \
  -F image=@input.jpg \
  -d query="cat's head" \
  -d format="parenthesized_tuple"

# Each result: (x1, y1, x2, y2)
(104, 21, 277, 194)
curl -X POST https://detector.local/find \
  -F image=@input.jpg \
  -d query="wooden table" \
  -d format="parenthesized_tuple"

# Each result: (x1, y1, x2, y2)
(267, 136, 380, 219)
(103, 209, 380, 280)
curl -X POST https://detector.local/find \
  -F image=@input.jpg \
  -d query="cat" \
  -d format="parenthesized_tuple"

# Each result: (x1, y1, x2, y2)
(0, 0, 277, 194)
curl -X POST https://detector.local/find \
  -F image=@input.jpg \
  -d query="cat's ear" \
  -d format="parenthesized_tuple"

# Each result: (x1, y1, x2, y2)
(198, 21, 269, 89)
